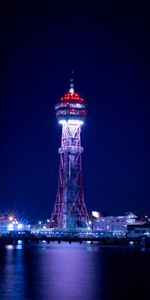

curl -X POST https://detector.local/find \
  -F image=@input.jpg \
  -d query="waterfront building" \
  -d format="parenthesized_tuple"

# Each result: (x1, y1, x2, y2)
(127, 222, 150, 238)
(92, 211, 144, 235)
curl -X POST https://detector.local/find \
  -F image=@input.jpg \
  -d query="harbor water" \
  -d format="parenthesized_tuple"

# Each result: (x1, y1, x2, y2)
(0, 242, 149, 300)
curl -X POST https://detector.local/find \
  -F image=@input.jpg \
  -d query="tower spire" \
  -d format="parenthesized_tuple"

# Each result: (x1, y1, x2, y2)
(69, 71, 74, 94)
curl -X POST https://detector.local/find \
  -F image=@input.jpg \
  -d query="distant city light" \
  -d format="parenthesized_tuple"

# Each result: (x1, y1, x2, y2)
(129, 241, 134, 246)
(144, 231, 150, 236)
(7, 224, 14, 231)
(92, 211, 100, 218)
(38, 221, 42, 225)
(8, 215, 14, 221)
(17, 223, 23, 230)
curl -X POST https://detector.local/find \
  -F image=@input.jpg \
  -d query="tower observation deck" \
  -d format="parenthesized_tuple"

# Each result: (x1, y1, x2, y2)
(50, 78, 89, 229)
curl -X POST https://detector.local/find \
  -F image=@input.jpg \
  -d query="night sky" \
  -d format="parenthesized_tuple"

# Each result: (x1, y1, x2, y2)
(0, 1, 150, 220)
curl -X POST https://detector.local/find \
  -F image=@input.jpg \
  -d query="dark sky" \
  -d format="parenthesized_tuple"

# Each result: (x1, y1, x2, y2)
(0, 1, 150, 220)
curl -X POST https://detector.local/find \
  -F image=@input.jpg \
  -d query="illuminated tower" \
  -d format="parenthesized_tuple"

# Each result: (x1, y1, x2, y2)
(50, 78, 89, 229)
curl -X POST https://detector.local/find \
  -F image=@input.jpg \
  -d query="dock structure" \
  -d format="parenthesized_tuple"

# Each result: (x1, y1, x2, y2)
(0, 233, 150, 247)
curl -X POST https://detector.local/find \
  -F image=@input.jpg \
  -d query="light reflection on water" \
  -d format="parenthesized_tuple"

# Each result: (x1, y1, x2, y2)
(0, 243, 150, 300)
(39, 243, 102, 300)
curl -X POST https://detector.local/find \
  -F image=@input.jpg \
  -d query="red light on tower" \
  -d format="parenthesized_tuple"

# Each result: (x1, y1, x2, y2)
(61, 92, 83, 103)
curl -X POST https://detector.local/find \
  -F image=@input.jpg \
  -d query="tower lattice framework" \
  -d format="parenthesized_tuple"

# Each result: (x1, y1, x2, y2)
(50, 79, 89, 229)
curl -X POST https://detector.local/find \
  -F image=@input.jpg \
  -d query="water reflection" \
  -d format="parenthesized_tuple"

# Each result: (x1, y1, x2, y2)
(39, 243, 103, 300)
(0, 244, 26, 300)
(0, 243, 103, 300)
(0, 243, 150, 300)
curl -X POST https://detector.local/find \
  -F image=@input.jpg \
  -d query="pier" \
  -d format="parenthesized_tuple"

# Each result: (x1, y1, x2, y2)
(0, 233, 150, 247)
